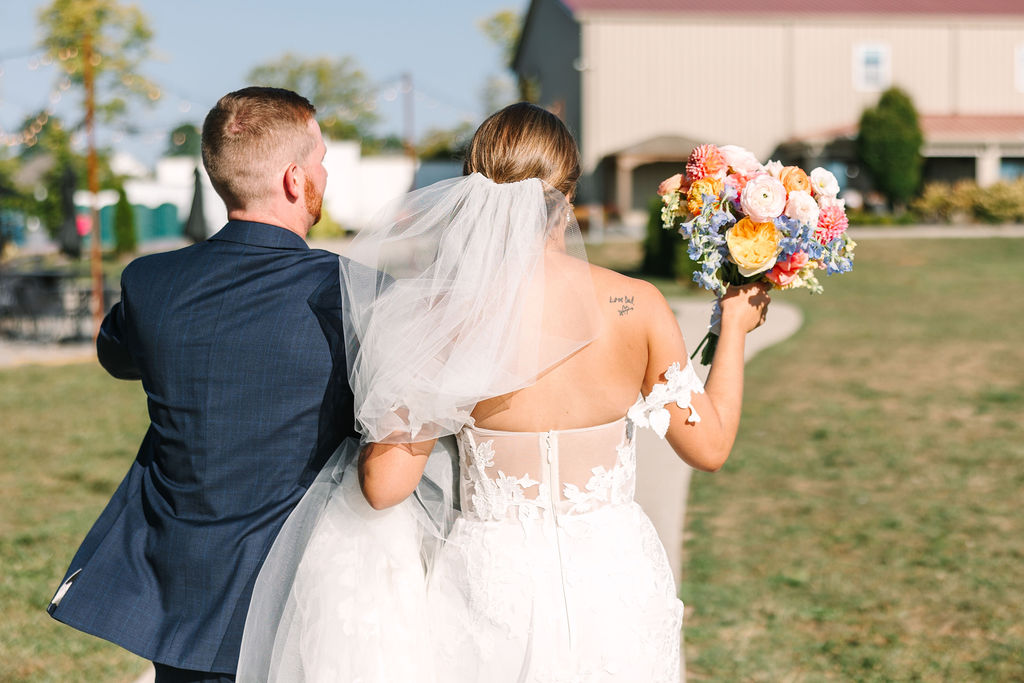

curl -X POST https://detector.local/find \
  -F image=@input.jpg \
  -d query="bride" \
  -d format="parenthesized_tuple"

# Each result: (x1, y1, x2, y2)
(236, 103, 770, 682)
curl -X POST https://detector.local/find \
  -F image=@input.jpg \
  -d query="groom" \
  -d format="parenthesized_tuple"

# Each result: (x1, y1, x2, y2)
(47, 87, 356, 682)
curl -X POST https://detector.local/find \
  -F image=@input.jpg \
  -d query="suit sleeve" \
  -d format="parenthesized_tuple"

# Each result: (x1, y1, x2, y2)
(97, 273, 141, 380)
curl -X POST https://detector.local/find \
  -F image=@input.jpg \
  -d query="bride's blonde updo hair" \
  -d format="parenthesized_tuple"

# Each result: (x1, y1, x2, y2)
(463, 102, 580, 200)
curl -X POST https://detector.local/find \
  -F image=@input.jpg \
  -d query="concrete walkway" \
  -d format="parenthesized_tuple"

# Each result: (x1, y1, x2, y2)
(0, 338, 94, 369)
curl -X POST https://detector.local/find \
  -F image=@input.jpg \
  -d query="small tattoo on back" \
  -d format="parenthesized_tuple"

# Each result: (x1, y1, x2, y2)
(609, 295, 635, 316)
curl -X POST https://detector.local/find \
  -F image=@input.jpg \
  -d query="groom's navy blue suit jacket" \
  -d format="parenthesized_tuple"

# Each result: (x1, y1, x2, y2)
(47, 221, 356, 674)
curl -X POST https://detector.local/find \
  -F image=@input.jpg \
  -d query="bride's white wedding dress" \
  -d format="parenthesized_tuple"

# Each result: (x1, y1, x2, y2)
(429, 415, 685, 682)
(243, 386, 697, 682)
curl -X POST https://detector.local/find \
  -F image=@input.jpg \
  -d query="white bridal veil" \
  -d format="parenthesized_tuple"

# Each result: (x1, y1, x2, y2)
(237, 173, 600, 681)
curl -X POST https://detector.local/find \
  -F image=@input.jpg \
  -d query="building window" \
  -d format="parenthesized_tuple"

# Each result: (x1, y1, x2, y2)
(854, 43, 891, 92)
(1016, 45, 1024, 92)
(1001, 157, 1024, 181)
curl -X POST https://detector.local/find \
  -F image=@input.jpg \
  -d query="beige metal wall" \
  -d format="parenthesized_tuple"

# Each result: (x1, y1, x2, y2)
(958, 26, 1024, 114)
(578, 12, 1024, 173)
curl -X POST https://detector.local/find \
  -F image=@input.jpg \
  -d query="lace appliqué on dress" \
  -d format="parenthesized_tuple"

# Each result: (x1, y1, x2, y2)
(563, 440, 636, 515)
(462, 437, 549, 523)
(627, 361, 705, 438)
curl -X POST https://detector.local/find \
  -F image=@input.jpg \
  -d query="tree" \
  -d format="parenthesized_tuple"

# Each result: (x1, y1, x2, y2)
(856, 87, 924, 210)
(166, 123, 201, 157)
(113, 185, 136, 254)
(480, 10, 521, 68)
(13, 112, 114, 238)
(15, 113, 78, 236)
(38, 0, 156, 332)
(417, 122, 475, 161)
(247, 54, 379, 141)
(479, 9, 537, 104)
(38, 0, 158, 123)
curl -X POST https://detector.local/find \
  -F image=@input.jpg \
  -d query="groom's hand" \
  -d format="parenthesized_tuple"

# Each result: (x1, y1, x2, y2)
(97, 300, 141, 380)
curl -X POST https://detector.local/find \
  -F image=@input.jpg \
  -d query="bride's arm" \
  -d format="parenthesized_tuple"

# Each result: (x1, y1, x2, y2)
(359, 439, 438, 509)
(642, 281, 770, 472)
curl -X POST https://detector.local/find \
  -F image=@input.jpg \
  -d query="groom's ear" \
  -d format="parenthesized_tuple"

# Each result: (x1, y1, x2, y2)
(283, 162, 302, 202)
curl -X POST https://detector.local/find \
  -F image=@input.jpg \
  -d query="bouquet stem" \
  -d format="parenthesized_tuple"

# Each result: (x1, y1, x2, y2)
(690, 330, 719, 366)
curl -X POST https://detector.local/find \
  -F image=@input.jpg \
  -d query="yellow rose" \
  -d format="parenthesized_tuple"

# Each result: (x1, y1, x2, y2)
(686, 177, 723, 215)
(726, 217, 783, 276)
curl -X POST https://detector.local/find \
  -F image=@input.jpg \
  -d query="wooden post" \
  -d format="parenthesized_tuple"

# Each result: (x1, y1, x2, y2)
(83, 32, 104, 338)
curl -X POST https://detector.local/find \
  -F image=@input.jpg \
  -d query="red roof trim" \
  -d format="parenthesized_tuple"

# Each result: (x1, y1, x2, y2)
(790, 115, 1024, 143)
(562, 0, 1023, 15)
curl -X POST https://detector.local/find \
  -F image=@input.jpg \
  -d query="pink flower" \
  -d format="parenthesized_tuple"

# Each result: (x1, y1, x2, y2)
(719, 145, 762, 176)
(815, 203, 849, 243)
(658, 173, 683, 196)
(740, 173, 787, 223)
(725, 171, 756, 199)
(766, 251, 809, 287)
(686, 144, 727, 182)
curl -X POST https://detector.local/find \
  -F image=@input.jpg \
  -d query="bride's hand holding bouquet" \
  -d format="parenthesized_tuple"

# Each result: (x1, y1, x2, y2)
(658, 144, 856, 363)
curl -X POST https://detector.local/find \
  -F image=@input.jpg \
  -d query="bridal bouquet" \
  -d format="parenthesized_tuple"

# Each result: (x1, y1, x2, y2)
(658, 143, 856, 363)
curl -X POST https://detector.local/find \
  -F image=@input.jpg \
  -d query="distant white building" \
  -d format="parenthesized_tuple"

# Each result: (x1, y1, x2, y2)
(515, 0, 1024, 224)
(320, 140, 417, 230)
(80, 143, 421, 243)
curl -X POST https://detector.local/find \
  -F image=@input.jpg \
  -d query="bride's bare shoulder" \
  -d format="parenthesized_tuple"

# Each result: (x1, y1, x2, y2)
(586, 264, 674, 324)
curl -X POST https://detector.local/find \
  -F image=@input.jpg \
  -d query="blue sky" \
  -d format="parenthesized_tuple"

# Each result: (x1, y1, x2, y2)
(0, 0, 528, 166)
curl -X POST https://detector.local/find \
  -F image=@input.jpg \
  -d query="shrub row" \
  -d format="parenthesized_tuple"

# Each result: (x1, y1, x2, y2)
(910, 179, 1024, 224)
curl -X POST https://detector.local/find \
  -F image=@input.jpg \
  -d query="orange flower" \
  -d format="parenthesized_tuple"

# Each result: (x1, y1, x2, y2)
(686, 177, 723, 215)
(658, 173, 684, 196)
(779, 166, 811, 194)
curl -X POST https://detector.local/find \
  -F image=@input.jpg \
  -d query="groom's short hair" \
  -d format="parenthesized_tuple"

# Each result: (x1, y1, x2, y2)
(202, 87, 317, 209)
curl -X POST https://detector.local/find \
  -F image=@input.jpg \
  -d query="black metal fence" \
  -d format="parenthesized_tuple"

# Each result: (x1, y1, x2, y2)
(0, 267, 108, 342)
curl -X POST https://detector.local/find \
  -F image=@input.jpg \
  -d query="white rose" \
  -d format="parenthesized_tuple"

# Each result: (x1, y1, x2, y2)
(764, 160, 784, 179)
(810, 167, 840, 198)
(740, 173, 788, 223)
(719, 145, 762, 176)
(785, 190, 820, 227)
(817, 195, 847, 211)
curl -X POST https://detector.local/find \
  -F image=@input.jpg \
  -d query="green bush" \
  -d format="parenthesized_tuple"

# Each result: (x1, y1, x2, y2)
(307, 206, 346, 239)
(641, 196, 701, 285)
(641, 196, 676, 278)
(910, 179, 1024, 224)
(973, 181, 1024, 224)
(113, 187, 136, 255)
(856, 88, 924, 210)
(911, 182, 956, 223)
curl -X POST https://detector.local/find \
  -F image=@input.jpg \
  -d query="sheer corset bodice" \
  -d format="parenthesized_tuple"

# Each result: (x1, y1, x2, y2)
(456, 418, 637, 522)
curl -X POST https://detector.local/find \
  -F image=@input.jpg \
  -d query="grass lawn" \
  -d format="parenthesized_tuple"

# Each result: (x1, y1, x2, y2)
(677, 238, 1024, 681)
(1, 237, 1020, 681)
(0, 362, 150, 682)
